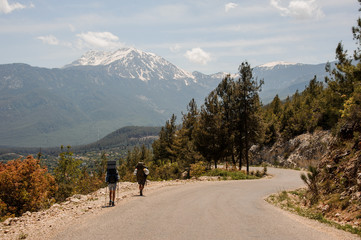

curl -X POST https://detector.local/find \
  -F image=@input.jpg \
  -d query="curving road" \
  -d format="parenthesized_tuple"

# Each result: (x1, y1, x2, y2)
(53, 168, 359, 240)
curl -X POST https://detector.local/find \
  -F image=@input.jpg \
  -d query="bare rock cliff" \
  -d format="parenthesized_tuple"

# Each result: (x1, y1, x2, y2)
(252, 130, 333, 168)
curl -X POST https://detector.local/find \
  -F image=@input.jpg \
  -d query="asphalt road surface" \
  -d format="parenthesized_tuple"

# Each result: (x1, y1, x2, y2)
(53, 168, 360, 240)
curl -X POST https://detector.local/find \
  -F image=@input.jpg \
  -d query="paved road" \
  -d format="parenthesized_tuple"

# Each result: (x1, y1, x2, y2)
(53, 168, 359, 240)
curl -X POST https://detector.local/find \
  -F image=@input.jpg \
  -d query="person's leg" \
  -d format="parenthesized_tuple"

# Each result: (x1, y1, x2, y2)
(109, 188, 112, 205)
(111, 190, 115, 203)
(140, 184, 144, 196)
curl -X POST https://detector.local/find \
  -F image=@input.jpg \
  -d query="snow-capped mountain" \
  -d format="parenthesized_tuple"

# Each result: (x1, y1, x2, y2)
(257, 61, 300, 69)
(66, 48, 195, 82)
(253, 61, 331, 101)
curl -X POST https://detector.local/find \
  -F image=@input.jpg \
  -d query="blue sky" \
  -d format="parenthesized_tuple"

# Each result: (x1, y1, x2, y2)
(0, 0, 359, 74)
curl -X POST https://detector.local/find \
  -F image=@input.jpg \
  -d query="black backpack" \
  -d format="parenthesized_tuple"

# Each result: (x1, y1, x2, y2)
(107, 169, 117, 183)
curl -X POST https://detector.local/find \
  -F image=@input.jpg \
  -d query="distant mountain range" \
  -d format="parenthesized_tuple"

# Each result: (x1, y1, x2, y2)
(0, 48, 332, 147)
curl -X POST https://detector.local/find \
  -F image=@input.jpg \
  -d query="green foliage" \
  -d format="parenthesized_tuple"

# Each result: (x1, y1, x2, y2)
(193, 90, 228, 168)
(117, 162, 134, 182)
(324, 2, 361, 139)
(233, 62, 264, 173)
(192, 64, 264, 174)
(76, 165, 104, 195)
(152, 114, 178, 164)
(263, 95, 282, 146)
(174, 99, 204, 169)
(301, 166, 320, 205)
(0, 156, 57, 220)
(278, 191, 290, 202)
(95, 151, 107, 180)
(149, 162, 182, 181)
(189, 161, 206, 178)
(54, 145, 82, 202)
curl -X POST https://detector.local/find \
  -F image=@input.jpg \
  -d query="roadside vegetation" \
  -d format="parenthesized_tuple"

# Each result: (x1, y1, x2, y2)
(267, 189, 361, 237)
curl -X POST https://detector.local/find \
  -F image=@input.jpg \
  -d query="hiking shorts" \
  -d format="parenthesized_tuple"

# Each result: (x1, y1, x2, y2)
(108, 183, 117, 191)
(137, 179, 146, 185)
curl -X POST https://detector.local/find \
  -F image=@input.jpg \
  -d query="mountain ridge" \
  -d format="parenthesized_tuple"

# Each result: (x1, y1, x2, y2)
(0, 48, 332, 147)
(257, 61, 301, 69)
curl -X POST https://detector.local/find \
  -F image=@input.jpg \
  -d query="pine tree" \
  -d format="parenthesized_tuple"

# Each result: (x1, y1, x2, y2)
(263, 95, 282, 145)
(301, 76, 325, 132)
(324, 0, 361, 139)
(233, 62, 264, 174)
(194, 90, 228, 168)
(216, 75, 237, 166)
(152, 114, 178, 164)
(174, 99, 203, 169)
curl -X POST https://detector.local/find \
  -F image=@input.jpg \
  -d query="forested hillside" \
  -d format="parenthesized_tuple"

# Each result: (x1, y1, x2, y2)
(0, 126, 161, 159)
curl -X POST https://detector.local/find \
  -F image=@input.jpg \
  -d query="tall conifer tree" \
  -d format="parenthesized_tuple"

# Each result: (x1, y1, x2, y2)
(234, 62, 264, 174)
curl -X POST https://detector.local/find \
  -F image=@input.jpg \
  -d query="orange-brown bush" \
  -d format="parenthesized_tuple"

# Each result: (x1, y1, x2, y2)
(0, 156, 57, 220)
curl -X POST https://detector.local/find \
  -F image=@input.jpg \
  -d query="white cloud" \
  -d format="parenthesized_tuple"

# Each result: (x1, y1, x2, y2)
(0, 0, 29, 14)
(270, 0, 324, 20)
(170, 44, 181, 53)
(76, 31, 124, 50)
(185, 48, 211, 65)
(137, 95, 149, 101)
(68, 24, 76, 32)
(37, 31, 125, 50)
(225, 2, 238, 12)
(37, 35, 59, 45)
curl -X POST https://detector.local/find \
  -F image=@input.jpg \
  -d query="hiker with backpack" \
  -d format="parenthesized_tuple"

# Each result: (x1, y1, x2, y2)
(133, 162, 149, 196)
(106, 161, 119, 206)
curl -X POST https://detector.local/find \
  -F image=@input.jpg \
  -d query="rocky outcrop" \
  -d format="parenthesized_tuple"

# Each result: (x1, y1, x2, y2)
(252, 130, 334, 168)
(261, 131, 360, 228)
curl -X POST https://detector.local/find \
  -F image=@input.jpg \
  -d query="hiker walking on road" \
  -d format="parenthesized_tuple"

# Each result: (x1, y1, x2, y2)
(106, 161, 119, 206)
(133, 162, 149, 196)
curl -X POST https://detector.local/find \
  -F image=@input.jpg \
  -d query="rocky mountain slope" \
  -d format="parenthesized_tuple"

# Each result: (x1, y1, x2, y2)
(252, 130, 333, 168)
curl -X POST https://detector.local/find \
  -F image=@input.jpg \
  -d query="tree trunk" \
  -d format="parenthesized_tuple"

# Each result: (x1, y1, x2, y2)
(244, 88, 249, 175)
(245, 110, 249, 175)
(245, 130, 249, 175)
(231, 149, 236, 167)
(238, 148, 242, 170)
